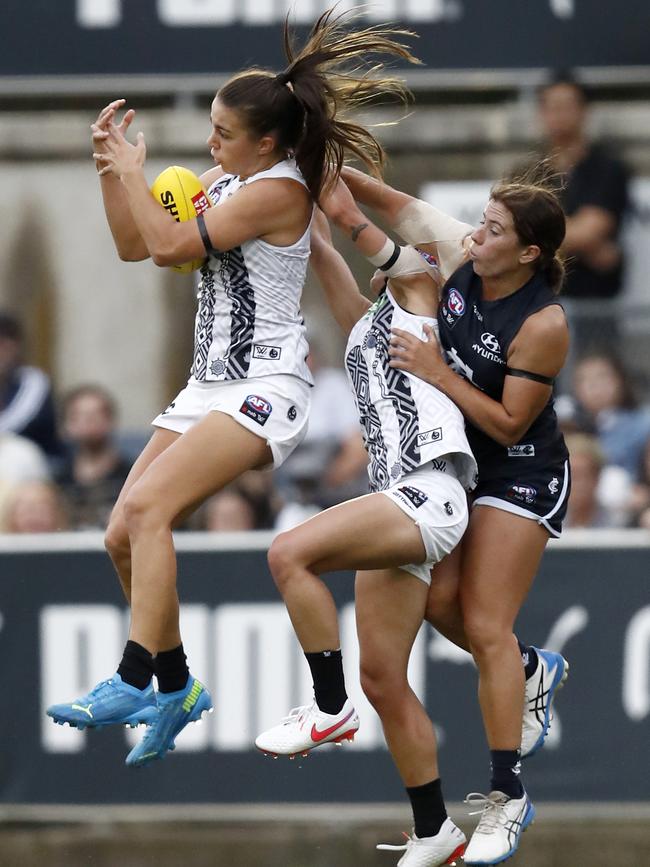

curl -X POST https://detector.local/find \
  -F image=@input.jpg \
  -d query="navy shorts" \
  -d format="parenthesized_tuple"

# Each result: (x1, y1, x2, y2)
(471, 458, 571, 537)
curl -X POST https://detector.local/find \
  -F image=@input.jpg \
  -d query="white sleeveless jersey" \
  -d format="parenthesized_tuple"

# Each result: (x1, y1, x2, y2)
(190, 158, 313, 385)
(345, 288, 477, 493)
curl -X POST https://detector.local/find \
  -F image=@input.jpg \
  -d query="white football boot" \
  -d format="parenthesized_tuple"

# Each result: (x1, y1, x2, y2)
(521, 647, 569, 758)
(377, 818, 467, 866)
(255, 698, 359, 757)
(463, 790, 535, 865)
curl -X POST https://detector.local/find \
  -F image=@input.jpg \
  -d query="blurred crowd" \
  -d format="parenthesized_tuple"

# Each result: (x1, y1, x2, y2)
(0, 71, 646, 536)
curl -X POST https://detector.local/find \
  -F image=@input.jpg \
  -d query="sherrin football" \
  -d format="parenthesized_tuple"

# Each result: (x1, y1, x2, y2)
(150, 165, 211, 273)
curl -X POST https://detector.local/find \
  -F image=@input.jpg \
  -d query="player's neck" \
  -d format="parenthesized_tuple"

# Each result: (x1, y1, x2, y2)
(481, 266, 535, 301)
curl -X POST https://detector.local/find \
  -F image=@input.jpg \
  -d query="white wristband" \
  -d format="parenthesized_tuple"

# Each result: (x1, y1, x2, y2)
(367, 238, 399, 269)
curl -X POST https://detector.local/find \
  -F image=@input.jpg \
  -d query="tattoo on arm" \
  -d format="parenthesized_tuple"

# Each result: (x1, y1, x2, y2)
(350, 222, 368, 242)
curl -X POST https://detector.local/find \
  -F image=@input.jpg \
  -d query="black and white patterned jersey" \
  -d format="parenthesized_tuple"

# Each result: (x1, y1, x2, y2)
(190, 158, 313, 386)
(345, 288, 477, 494)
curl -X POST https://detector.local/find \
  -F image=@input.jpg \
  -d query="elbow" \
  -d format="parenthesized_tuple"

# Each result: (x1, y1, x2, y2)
(498, 425, 529, 448)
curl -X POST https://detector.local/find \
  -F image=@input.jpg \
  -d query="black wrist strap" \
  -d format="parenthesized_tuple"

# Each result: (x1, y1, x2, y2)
(196, 213, 217, 256)
(379, 242, 401, 272)
(506, 366, 554, 386)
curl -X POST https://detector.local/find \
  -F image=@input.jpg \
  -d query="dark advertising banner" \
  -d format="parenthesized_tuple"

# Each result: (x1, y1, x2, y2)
(2, 0, 649, 77)
(0, 534, 648, 804)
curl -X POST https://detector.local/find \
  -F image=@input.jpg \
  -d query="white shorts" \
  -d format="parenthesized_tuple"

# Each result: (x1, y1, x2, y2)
(152, 375, 312, 469)
(381, 458, 469, 585)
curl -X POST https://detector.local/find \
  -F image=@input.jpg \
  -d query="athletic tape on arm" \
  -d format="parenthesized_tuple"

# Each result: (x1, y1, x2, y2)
(394, 200, 474, 280)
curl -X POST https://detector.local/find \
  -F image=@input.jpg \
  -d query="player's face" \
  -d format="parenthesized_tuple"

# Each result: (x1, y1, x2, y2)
(207, 97, 269, 176)
(469, 200, 537, 279)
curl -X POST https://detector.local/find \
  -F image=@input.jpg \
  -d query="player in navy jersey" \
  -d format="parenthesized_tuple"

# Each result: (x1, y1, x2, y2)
(323, 172, 570, 865)
(46, 8, 421, 769)
(256, 211, 472, 867)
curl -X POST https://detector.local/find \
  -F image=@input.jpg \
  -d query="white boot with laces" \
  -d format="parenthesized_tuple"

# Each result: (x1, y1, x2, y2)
(462, 790, 535, 865)
(255, 698, 359, 757)
(376, 817, 467, 866)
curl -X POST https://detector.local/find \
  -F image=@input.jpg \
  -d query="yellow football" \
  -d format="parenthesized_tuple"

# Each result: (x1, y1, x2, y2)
(150, 165, 212, 273)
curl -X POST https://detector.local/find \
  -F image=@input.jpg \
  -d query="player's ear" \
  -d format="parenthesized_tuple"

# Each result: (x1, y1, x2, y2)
(258, 133, 277, 157)
(519, 244, 541, 266)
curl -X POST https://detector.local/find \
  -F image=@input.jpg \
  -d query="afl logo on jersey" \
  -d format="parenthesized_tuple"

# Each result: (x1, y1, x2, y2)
(447, 289, 465, 316)
(481, 332, 500, 353)
(507, 484, 537, 505)
(240, 394, 272, 426)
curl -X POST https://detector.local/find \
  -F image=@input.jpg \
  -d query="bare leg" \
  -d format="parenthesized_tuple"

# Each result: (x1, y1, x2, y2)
(268, 493, 426, 652)
(460, 506, 549, 749)
(122, 413, 271, 654)
(104, 427, 180, 604)
(355, 567, 435, 786)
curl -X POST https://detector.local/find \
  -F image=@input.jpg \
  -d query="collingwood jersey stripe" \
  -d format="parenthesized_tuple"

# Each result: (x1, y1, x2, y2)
(345, 345, 390, 491)
(222, 247, 255, 380)
(371, 294, 420, 476)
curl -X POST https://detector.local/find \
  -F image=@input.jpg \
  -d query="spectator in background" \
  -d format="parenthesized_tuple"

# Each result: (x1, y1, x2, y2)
(0, 430, 52, 527)
(570, 353, 650, 478)
(0, 312, 63, 462)
(55, 384, 132, 529)
(1, 480, 68, 533)
(564, 433, 616, 529)
(202, 471, 278, 532)
(537, 71, 630, 357)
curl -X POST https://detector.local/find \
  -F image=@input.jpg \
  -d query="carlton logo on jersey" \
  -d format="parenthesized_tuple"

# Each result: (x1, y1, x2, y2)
(240, 395, 272, 426)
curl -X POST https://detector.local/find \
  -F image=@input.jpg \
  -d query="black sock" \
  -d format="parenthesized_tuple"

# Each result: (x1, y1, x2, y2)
(304, 649, 347, 714)
(490, 749, 524, 799)
(406, 778, 447, 839)
(517, 641, 538, 680)
(117, 640, 155, 690)
(155, 644, 190, 694)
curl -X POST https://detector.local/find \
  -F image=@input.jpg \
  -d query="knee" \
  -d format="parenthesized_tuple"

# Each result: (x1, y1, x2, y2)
(462, 613, 509, 662)
(105, 515, 130, 562)
(267, 531, 300, 592)
(424, 579, 461, 630)
(359, 661, 405, 714)
(122, 483, 161, 536)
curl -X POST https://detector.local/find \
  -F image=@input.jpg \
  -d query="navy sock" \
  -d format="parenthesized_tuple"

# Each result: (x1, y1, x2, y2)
(117, 640, 155, 690)
(517, 641, 539, 680)
(406, 778, 448, 839)
(155, 644, 190, 694)
(304, 649, 347, 714)
(490, 749, 524, 799)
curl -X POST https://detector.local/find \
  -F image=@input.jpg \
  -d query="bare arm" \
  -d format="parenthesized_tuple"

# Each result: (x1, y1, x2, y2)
(389, 305, 569, 447)
(310, 210, 371, 337)
(91, 100, 150, 261)
(333, 168, 473, 281)
(96, 124, 311, 267)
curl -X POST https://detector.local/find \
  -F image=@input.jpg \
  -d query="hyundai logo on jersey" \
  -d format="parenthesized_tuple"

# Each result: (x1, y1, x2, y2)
(481, 332, 500, 353)
(240, 395, 272, 425)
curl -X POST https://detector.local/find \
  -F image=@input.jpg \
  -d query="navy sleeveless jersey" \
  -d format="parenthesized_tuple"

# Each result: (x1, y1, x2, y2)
(437, 261, 568, 481)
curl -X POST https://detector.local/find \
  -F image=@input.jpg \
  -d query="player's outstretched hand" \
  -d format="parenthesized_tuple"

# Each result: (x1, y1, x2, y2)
(91, 99, 136, 172)
(93, 123, 146, 179)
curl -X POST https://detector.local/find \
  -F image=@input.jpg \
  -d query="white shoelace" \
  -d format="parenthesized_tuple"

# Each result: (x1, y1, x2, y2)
(281, 702, 316, 726)
(377, 831, 411, 851)
(464, 793, 509, 834)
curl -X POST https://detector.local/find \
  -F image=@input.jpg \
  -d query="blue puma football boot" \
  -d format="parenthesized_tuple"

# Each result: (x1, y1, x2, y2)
(47, 673, 158, 730)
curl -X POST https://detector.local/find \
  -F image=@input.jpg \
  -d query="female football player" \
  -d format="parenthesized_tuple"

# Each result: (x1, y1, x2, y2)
(323, 169, 570, 865)
(255, 210, 474, 867)
(46, 8, 421, 768)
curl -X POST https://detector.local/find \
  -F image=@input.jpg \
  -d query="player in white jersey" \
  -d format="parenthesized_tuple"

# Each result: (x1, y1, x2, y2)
(255, 211, 474, 867)
(46, 8, 421, 768)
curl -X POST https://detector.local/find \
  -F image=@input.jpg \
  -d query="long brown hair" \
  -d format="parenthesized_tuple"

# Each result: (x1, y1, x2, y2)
(217, 7, 419, 200)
